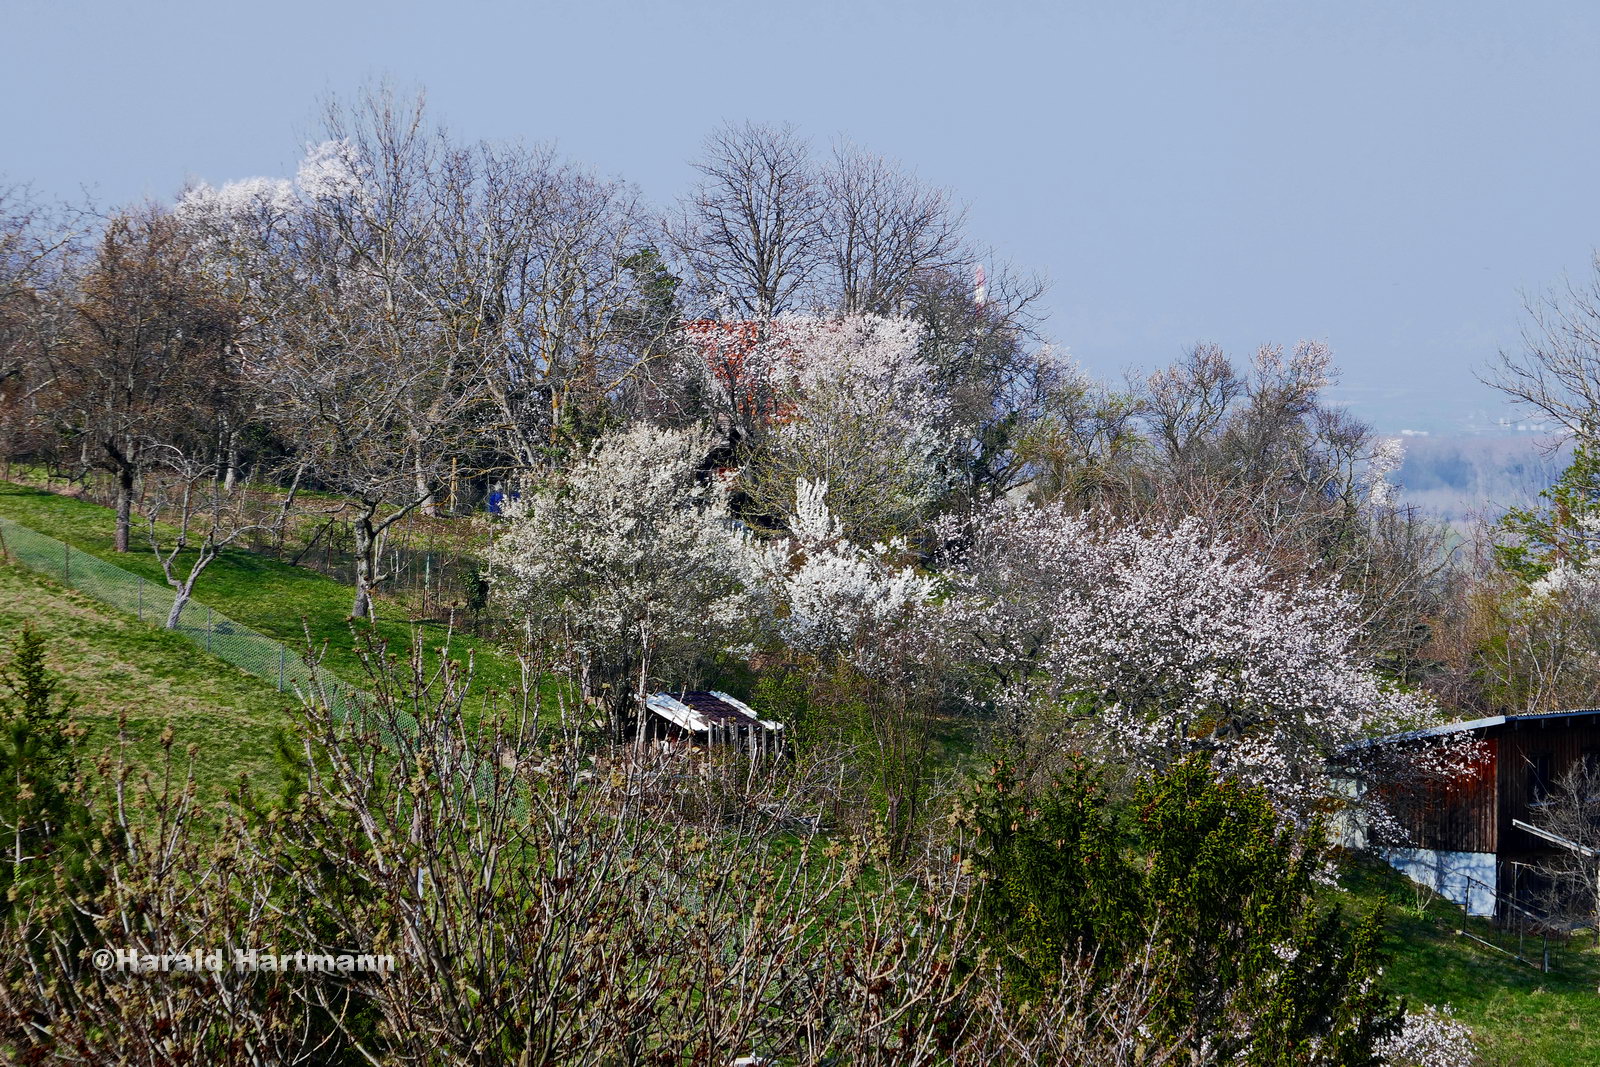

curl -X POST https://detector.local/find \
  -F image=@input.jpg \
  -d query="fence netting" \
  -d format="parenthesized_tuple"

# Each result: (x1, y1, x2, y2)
(0, 515, 379, 722)
(0, 515, 521, 809)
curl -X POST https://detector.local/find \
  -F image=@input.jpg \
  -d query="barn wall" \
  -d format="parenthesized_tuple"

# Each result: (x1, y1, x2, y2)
(1383, 848, 1497, 916)
(1388, 737, 1498, 853)
(1495, 714, 1600, 857)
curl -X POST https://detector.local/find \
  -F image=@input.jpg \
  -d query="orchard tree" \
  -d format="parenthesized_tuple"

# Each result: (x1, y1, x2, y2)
(741, 313, 953, 541)
(746, 477, 946, 850)
(747, 477, 937, 663)
(487, 423, 758, 730)
(179, 93, 491, 617)
(1526, 758, 1600, 932)
(944, 504, 1470, 816)
(49, 207, 236, 552)
(138, 447, 299, 629)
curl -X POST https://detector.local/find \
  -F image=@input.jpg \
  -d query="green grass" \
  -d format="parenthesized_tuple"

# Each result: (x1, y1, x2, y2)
(0, 560, 294, 801)
(1338, 854, 1600, 1066)
(0, 480, 522, 704)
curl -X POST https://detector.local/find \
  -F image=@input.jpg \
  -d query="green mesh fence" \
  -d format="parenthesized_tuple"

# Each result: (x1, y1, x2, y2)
(0, 514, 371, 722)
(0, 515, 520, 807)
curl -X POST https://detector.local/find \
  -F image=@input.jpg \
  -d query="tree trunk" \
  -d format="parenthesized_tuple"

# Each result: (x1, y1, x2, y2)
(114, 464, 134, 553)
(415, 458, 437, 518)
(223, 429, 239, 495)
(165, 589, 191, 630)
(351, 514, 376, 619)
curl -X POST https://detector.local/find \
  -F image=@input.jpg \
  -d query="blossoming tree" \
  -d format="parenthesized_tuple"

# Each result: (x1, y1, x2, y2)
(741, 313, 953, 541)
(945, 502, 1473, 815)
(488, 423, 757, 731)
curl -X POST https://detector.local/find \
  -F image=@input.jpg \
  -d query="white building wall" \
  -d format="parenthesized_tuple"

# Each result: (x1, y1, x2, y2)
(1383, 847, 1498, 917)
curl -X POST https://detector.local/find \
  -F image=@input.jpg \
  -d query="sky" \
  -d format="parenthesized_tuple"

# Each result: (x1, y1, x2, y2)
(5, 0, 1599, 434)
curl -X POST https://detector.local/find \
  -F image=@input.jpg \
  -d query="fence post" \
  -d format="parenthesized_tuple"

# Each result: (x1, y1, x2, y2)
(137, 577, 143, 621)
(205, 604, 213, 652)
(62, 543, 69, 584)
(278, 647, 286, 692)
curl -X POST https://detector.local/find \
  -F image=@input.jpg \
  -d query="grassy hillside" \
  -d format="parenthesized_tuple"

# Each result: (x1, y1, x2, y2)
(0, 481, 522, 701)
(0, 560, 294, 800)
(1340, 856, 1600, 1066)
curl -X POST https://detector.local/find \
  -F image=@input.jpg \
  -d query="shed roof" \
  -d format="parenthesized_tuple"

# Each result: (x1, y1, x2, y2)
(643, 691, 784, 734)
(1357, 707, 1600, 747)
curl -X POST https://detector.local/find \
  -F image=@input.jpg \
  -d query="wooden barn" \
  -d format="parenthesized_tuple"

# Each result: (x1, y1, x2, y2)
(1360, 708, 1600, 917)
(641, 690, 785, 752)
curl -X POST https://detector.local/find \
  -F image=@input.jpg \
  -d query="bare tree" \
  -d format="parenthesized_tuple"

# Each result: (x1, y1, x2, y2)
(138, 447, 299, 629)
(1487, 252, 1600, 435)
(668, 121, 826, 319)
(906, 261, 1053, 506)
(818, 140, 968, 314)
(426, 138, 658, 470)
(0, 185, 80, 469)
(48, 207, 236, 552)
(1527, 758, 1600, 933)
(213, 89, 489, 617)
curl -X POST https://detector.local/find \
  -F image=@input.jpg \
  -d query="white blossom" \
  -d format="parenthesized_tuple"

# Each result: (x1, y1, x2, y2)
(488, 423, 757, 696)
(296, 139, 371, 204)
(1374, 1004, 1477, 1067)
(749, 478, 937, 666)
(944, 502, 1472, 811)
(1363, 436, 1406, 510)
(174, 176, 297, 230)
(740, 313, 954, 539)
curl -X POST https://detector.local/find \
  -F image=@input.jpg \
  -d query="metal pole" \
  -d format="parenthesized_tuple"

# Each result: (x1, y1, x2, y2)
(62, 543, 69, 584)
(278, 647, 286, 691)
(205, 605, 212, 652)
(137, 577, 143, 621)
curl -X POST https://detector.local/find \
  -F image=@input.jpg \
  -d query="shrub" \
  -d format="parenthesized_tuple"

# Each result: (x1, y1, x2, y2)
(970, 756, 1404, 1065)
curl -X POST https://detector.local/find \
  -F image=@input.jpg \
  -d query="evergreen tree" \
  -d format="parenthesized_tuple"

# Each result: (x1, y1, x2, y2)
(0, 624, 91, 918)
(971, 757, 1402, 1065)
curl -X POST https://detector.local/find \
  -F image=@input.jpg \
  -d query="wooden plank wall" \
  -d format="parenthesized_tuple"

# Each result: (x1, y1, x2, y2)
(1496, 714, 1600, 857)
(1400, 736, 1499, 853)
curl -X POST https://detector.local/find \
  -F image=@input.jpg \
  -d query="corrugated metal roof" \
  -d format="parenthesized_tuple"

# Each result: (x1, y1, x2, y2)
(1358, 707, 1600, 746)
(643, 691, 785, 735)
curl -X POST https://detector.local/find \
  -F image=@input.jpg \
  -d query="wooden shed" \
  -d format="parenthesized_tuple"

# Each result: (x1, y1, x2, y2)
(1363, 708, 1600, 917)
(640, 690, 785, 752)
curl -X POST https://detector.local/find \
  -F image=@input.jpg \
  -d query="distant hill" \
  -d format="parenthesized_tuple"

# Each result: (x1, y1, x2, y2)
(1392, 433, 1569, 526)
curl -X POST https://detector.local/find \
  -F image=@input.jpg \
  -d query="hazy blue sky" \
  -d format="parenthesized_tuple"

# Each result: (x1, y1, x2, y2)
(5, 0, 1599, 433)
